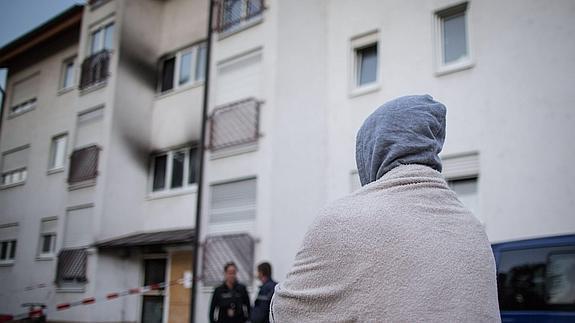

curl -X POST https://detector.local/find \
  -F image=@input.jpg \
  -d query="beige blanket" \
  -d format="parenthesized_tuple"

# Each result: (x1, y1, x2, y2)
(270, 165, 500, 322)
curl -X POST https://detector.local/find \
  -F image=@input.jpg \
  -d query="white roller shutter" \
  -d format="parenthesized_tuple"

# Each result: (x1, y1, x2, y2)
(11, 74, 39, 105)
(209, 178, 256, 223)
(41, 218, 58, 234)
(64, 206, 93, 248)
(2, 146, 29, 172)
(0, 224, 19, 240)
(441, 152, 479, 179)
(215, 49, 262, 106)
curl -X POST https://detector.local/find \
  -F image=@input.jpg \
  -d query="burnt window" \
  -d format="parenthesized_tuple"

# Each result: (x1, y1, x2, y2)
(150, 146, 199, 193)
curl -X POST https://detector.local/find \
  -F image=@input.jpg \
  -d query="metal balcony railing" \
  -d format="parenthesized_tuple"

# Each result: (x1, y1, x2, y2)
(215, 0, 264, 33)
(68, 145, 99, 184)
(209, 98, 261, 151)
(79, 50, 110, 90)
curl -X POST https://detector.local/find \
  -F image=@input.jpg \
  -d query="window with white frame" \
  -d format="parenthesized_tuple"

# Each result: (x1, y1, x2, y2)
(0, 224, 18, 264)
(159, 43, 206, 93)
(442, 152, 480, 220)
(90, 22, 114, 55)
(49, 134, 68, 171)
(350, 31, 379, 93)
(448, 177, 479, 217)
(38, 218, 58, 258)
(60, 58, 75, 90)
(435, 2, 471, 72)
(151, 146, 199, 192)
(1, 145, 29, 187)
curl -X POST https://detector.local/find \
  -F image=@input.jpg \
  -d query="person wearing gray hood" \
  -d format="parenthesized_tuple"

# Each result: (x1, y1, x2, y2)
(270, 95, 500, 322)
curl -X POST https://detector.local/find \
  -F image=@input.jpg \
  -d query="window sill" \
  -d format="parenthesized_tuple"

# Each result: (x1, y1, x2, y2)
(155, 81, 204, 101)
(7, 107, 36, 120)
(147, 185, 198, 201)
(47, 168, 65, 175)
(218, 16, 263, 41)
(0, 260, 15, 266)
(57, 86, 76, 96)
(210, 142, 258, 160)
(56, 286, 86, 293)
(79, 80, 108, 96)
(349, 83, 381, 98)
(36, 255, 54, 261)
(68, 179, 97, 191)
(89, 0, 112, 11)
(435, 58, 474, 77)
(0, 181, 26, 190)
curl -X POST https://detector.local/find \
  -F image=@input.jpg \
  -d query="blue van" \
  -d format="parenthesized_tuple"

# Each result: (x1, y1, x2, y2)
(491, 234, 575, 322)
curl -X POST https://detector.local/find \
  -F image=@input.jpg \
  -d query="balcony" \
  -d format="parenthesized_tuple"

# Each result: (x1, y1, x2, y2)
(68, 145, 99, 185)
(215, 0, 264, 34)
(79, 50, 110, 90)
(209, 98, 261, 152)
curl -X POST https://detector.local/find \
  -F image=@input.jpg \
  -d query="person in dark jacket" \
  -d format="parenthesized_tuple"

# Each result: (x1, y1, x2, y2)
(209, 262, 251, 323)
(251, 262, 277, 323)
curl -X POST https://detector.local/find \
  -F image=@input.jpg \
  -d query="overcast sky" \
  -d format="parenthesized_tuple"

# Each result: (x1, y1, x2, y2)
(0, 0, 83, 93)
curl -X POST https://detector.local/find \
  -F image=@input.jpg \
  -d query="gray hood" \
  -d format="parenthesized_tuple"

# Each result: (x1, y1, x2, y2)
(356, 95, 446, 186)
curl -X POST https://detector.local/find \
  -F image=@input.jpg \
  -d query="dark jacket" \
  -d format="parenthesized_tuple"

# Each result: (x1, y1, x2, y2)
(251, 278, 277, 323)
(209, 281, 251, 323)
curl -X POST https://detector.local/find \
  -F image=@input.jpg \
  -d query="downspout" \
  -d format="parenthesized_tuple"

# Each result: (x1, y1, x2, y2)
(190, 0, 214, 322)
(0, 80, 6, 143)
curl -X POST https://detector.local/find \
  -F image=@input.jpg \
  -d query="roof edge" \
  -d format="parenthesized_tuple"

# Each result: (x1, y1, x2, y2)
(0, 4, 84, 66)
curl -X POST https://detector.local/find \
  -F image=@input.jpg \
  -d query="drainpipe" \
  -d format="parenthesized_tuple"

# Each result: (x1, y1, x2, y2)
(190, 0, 214, 322)
(0, 79, 6, 142)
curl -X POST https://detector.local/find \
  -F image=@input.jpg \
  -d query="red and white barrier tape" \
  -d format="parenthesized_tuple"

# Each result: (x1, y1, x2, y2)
(10, 278, 184, 321)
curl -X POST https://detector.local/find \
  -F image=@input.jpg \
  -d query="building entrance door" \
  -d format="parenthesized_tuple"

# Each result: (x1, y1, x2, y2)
(141, 258, 167, 323)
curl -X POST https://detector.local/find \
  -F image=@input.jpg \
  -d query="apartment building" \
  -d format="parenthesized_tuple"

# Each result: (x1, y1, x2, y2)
(0, 0, 207, 322)
(1, 0, 574, 322)
(194, 0, 575, 321)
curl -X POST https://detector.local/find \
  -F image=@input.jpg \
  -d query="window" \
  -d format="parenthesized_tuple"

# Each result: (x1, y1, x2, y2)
(0, 224, 18, 265)
(38, 218, 57, 258)
(435, 2, 472, 74)
(9, 73, 39, 117)
(209, 98, 260, 151)
(219, 0, 264, 33)
(61, 59, 75, 90)
(68, 145, 99, 184)
(159, 43, 206, 93)
(10, 98, 37, 115)
(151, 146, 199, 193)
(350, 31, 379, 94)
(209, 178, 256, 224)
(202, 234, 254, 286)
(90, 22, 114, 55)
(1, 146, 29, 187)
(448, 177, 479, 217)
(56, 248, 87, 287)
(497, 246, 575, 311)
(49, 134, 68, 171)
(356, 45, 378, 86)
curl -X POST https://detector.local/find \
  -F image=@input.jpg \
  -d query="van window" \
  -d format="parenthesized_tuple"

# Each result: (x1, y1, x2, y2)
(497, 246, 575, 311)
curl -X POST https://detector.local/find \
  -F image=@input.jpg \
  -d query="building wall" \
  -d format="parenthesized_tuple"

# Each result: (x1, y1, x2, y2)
(321, 0, 575, 243)
(0, 33, 79, 316)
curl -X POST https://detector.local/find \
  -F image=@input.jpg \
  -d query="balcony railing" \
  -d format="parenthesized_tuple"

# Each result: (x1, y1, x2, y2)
(209, 98, 261, 151)
(68, 145, 99, 184)
(215, 0, 264, 33)
(79, 50, 110, 90)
